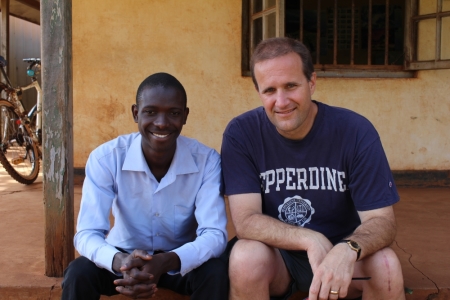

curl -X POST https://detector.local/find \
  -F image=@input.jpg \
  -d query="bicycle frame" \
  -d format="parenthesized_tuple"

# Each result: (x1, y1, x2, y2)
(20, 79, 42, 143)
(0, 58, 42, 155)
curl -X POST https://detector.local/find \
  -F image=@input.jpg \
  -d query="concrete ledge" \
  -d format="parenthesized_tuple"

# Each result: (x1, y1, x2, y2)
(76, 168, 450, 188)
(1, 286, 448, 300)
(393, 170, 450, 188)
(0, 287, 189, 300)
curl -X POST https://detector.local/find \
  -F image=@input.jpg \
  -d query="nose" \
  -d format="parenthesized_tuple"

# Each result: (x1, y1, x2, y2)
(154, 113, 169, 128)
(275, 90, 290, 107)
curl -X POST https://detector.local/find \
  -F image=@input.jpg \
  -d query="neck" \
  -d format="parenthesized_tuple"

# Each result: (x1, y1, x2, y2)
(143, 146, 176, 182)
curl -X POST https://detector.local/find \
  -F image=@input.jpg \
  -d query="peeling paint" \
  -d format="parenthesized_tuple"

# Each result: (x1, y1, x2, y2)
(50, 0, 62, 31)
(58, 47, 63, 64)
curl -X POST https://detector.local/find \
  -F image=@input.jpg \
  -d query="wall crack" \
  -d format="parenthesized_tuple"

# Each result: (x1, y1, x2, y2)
(394, 240, 440, 299)
(0, 186, 42, 196)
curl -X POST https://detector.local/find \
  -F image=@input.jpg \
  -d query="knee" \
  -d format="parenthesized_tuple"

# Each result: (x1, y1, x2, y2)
(365, 247, 404, 286)
(229, 239, 276, 283)
(62, 256, 97, 287)
(371, 247, 402, 273)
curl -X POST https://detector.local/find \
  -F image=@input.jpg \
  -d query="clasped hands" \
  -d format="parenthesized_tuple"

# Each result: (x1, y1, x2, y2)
(112, 249, 163, 299)
(306, 234, 357, 300)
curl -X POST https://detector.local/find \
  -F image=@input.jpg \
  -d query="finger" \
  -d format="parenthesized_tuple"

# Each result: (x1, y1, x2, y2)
(114, 276, 141, 287)
(131, 250, 153, 260)
(120, 258, 149, 271)
(128, 268, 154, 281)
(329, 288, 340, 299)
(133, 252, 152, 261)
(134, 286, 158, 299)
(116, 283, 156, 297)
(318, 283, 332, 300)
(308, 275, 322, 300)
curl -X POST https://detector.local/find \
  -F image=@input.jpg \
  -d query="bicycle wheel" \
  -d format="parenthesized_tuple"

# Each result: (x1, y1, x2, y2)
(0, 99, 40, 184)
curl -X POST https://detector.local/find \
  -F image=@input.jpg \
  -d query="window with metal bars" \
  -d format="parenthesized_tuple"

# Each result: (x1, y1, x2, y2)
(241, 0, 450, 78)
(405, 0, 450, 69)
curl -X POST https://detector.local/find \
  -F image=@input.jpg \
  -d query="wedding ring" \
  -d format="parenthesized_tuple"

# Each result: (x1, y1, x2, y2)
(330, 290, 339, 295)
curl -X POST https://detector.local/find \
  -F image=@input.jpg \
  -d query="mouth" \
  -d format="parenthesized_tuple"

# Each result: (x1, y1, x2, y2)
(151, 132, 170, 138)
(275, 107, 296, 115)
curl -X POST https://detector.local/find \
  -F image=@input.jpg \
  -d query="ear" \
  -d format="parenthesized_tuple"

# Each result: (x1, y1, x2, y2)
(183, 107, 190, 125)
(309, 72, 317, 95)
(131, 104, 139, 123)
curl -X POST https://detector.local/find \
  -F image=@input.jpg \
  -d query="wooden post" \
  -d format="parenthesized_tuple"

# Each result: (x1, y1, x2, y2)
(41, 0, 74, 277)
(1, 0, 9, 77)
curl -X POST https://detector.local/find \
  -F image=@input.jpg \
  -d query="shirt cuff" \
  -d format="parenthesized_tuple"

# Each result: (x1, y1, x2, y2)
(93, 244, 121, 274)
(171, 244, 209, 276)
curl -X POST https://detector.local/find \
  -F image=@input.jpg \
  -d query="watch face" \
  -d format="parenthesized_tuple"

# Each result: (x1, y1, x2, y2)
(349, 240, 360, 250)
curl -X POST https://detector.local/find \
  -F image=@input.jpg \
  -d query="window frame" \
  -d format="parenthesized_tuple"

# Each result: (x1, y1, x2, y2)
(242, 0, 450, 78)
(405, 0, 450, 70)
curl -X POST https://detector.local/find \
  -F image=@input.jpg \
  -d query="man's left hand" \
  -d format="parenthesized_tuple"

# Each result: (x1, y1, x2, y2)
(308, 243, 356, 300)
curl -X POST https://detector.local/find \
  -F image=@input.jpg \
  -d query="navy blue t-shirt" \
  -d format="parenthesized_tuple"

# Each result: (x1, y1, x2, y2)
(221, 101, 399, 244)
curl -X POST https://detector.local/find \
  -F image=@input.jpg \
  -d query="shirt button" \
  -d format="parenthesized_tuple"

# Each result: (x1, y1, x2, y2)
(155, 213, 160, 217)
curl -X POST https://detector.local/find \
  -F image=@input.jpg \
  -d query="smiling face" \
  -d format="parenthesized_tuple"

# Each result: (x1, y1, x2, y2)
(254, 52, 317, 140)
(132, 85, 189, 160)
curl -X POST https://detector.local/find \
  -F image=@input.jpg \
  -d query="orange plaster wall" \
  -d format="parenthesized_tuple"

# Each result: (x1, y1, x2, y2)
(72, 1, 450, 170)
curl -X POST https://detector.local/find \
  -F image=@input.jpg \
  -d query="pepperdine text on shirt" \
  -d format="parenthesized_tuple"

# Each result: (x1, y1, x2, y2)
(260, 167, 346, 193)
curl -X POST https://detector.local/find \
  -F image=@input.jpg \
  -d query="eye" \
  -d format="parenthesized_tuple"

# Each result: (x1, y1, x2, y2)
(143, 110, 156, 115)
(263, 87, 276, 94)
(171, 111, 181, 116)
(286, 83, 297, 89)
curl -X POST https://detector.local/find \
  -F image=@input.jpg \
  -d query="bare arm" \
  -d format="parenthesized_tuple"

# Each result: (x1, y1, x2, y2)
(348, 205, 397, 259)
(229, 193, 331, 253)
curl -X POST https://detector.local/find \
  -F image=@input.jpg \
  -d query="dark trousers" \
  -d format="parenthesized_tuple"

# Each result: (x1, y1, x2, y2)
(61, 256, 228, 300)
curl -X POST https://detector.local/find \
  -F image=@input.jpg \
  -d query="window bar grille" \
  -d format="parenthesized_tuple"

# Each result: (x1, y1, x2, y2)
(385, 0, 390, 65)
(368, 0, 372, 65)
(333, 0, 338, 65)
(351, 0, 355, 65)
(316, 0, 321, 64)
(436, 0, 442, 61)
(300, 0, 304, 42)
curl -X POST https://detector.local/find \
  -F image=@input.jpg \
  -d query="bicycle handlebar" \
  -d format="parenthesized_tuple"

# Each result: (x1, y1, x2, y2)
(23, 58, 41, 78)
(23, 58, 40, 63)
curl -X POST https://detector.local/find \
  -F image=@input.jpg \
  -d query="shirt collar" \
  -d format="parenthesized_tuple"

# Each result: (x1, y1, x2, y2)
(122, 134, 199, 176)
(123, 134, 148, 172)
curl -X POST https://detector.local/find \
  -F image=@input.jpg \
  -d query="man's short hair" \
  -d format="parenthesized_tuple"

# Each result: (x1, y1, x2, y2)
(250, 37, 315, 89)
(136, 72, 187, 106)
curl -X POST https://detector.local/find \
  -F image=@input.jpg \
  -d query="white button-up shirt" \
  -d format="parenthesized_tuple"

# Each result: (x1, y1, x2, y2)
(74, 133, 228, 275)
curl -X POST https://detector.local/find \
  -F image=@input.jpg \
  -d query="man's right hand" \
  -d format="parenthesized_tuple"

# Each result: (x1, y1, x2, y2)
(304, 232, 333, 272)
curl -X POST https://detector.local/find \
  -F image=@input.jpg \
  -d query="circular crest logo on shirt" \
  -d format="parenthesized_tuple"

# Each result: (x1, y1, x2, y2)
(278, 195, 315, 227)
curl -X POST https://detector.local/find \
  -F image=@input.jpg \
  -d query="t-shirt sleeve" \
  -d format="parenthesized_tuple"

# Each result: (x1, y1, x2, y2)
(221, 120, 262, 196)
(347, 124, 400, 211)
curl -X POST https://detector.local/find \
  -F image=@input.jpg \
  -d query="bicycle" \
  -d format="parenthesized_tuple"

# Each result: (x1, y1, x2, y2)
(0, 56, 42, 184)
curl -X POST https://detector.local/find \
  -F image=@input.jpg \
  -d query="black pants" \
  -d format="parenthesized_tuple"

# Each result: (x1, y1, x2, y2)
(61, 256, 228, 300)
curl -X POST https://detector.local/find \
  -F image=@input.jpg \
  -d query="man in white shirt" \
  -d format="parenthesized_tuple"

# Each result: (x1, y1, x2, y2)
(61, 72, 228, 300)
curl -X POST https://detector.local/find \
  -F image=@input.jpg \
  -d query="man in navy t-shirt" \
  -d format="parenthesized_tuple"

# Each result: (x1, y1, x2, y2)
(221, 37, 405, 300)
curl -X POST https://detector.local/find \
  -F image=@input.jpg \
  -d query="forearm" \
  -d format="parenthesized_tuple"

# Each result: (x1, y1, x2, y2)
(234, 210, 324, 251)
(229, 193, 328, 251)
(154, 252, 181, 273)
(346, 207, 397, 260)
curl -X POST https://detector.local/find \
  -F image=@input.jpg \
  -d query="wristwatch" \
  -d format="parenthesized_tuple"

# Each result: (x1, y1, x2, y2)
(339, 239, 361, 261)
